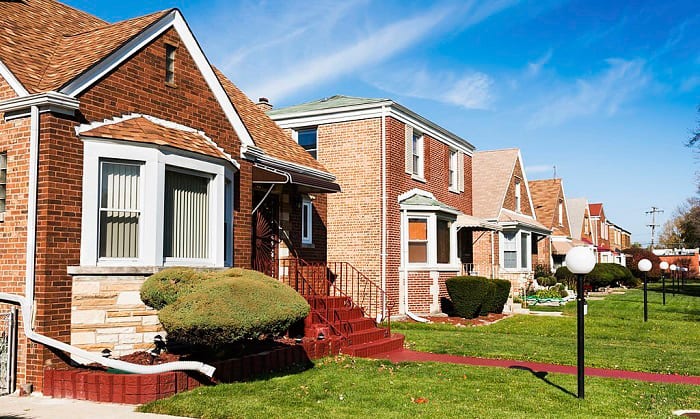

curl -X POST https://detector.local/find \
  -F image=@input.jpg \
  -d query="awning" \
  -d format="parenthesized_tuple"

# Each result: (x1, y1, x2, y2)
(252, 164, 341, 193)
(552, 240, 573, 255)
(455, 214, 502, 231)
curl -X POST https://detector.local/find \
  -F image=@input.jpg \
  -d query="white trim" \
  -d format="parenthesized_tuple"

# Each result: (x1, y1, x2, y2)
(402, 211, 459, 270)
(499, 230, 532, 271)
(270, 102, 474, 155)
(0, 59, 29, 97)
(398, 188, 435, 202)
(59, 10, 255, 149)
(253, 153, 336, 181)
(80, 139, 232, 268)
(301, 198, 313, 245)
(0, 91, 79, 120)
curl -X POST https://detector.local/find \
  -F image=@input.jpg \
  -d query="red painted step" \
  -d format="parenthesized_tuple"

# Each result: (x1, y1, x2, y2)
(342, 334, 405, 357)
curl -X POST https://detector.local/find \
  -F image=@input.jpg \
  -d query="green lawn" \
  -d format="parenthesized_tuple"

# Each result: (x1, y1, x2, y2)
(140, 356, 699, 418)
(394, 282, 700, 375)
(139, 282, 700, 418)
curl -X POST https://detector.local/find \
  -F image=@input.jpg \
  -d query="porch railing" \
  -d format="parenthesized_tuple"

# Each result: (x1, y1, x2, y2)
(278, 258, 392, 336)
(276, 258, 349, 343)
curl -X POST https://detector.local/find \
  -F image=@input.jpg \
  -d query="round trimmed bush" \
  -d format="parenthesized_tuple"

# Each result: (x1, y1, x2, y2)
(156, 268, 310, 346)
(140, 268, 206, 310)
(490, 279, 511, 314)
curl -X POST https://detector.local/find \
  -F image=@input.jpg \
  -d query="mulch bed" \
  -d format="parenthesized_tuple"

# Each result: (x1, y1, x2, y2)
(416, 313, 509, 327)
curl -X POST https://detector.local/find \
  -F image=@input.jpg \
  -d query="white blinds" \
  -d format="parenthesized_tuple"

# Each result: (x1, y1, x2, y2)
(99, 161, 141, 258)
(164, 170, 209, 259)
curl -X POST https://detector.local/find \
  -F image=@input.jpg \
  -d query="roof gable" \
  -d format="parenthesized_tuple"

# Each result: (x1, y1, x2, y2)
(472, 148, 520, 218)
(529, 178, 571, 236)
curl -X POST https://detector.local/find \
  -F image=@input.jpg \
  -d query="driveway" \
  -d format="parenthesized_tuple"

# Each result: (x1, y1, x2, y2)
(0, 394, 192, 419)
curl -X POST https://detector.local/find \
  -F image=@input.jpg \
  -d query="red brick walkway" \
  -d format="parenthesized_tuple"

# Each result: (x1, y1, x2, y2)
(371, 349, 700, 385)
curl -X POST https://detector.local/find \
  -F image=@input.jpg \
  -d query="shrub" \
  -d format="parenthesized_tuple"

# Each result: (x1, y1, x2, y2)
(490, 279, 511, 314)
(479, 281, 497, 316)
(536, 276, 557, 287)
(554, 266, 576, 289)
(623, 247, 661, 279)
(144, 268, 310, 347)
(534, 264, 551, 279)
(534, 289, 561, 299)
(140, 268, 206, 310)
(587, 263, 635, 289)
(445, 276, 490, 319)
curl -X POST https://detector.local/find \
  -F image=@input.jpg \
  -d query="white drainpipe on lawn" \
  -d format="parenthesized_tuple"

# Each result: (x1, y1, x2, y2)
(0, 105, 215, 379)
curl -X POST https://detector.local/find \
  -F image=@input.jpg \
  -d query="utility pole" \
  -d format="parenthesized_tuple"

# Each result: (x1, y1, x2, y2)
(646, 206, 664, 249)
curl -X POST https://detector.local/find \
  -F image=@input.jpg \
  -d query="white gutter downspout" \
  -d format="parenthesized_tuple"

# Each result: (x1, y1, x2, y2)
(0, 105, 215, 378)
(490, 231, 495, 279)
(380, 105, 387, 320)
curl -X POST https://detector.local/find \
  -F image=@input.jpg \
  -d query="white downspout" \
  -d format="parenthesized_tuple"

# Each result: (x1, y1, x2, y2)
(380, 106, 387, 320)
(490, 230, 495, 279)
(0, 105, 215, 378)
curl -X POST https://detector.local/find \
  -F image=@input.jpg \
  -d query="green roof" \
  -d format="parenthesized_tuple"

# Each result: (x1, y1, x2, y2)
(399, 194, 458, 213)
(267, 95, 389, 116)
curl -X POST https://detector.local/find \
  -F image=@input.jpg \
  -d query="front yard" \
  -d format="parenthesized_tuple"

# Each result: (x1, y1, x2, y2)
(139, 282, 700, 418)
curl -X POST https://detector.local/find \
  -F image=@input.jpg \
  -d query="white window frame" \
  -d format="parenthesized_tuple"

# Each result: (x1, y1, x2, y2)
(448, 149, 458, 192)
(81, 139, 234, 268)
(558, 200, 563, 226)
(499, 229, 531, 272)
(411, 131, 424, 180)
(0, 151, 6, 222)
(293, 127, 318, 159)
(514, 179, 521, 213)
(301, 197, 313, 245)
(402, 210, 458, 270)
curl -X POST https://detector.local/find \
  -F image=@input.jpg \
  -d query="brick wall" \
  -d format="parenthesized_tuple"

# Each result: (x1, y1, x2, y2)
(503, 159, 533, 215)
(0, 75, 30, 386)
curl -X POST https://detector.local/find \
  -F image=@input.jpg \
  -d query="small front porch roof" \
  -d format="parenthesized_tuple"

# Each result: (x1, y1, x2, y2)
(454, 214, 502, 231)
(252, 163, 341, 193)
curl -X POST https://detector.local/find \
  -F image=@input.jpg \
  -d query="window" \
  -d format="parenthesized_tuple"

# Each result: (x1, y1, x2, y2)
(408, 218, 428, 263)
(165, 44, 177, 84)
(500, 230, 531, 271)
(412, 131, 424, 177)
(558, 200, 563, 226)
(436, 218, 451, 264)
(164, 169, 210, 259)
(449, 150, 458, 190)
(0, 152, 6, 222)
(514, 179, 521, 212)
(81, 139, 233, 268)
(584, 216, 590, 234)
(297, 128, 317, 159)
(98, 161, 141, 259)
(302, 198, 313, 244)
(502, 232, 517, 269)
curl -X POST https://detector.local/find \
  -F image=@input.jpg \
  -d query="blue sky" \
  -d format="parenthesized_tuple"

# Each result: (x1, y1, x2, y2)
(64, 0, 700, 245)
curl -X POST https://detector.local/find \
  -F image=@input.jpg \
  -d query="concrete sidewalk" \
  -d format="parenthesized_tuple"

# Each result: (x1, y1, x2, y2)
(0, 394, 192, 419)
(371, 349, 700, 385)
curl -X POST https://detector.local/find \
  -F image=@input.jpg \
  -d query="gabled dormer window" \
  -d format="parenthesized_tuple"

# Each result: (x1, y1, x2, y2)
(165, 44, 177, 85)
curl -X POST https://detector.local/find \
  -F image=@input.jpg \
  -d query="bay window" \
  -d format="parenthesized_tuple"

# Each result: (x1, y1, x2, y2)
(404, 212, 456, 268)
(408, 218, 428, 263)
(98, 161, 141, 259)
(164, 168, 210, 260)
(500, 230, 531, 271)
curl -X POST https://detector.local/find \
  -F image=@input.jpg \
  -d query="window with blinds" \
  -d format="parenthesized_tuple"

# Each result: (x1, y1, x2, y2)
(436, 218, 451, 264)
(99, 161, 141, 258)
(502, 231, 517, 269)
(164, 169, 209, 259)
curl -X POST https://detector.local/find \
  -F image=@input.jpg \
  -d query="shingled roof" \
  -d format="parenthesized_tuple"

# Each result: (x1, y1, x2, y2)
(77, 114, 234, 164)
(529, 178, 568, 234)
(472, 148, 520, 219)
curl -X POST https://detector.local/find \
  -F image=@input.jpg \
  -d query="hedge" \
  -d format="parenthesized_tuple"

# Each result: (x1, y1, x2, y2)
(446, 276, 510, 318)
(143, 268, 310, 347)
(555, 263, 639, 290)
(140, 268, 207, 310)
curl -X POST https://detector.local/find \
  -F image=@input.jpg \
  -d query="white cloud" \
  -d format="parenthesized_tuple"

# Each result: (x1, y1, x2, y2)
(371, 68, 494, 110)
(246, 7, 451, 102)
(526, 164, 555, 174)
(526, 50, 552, 77)
(528, 58, 649, 128)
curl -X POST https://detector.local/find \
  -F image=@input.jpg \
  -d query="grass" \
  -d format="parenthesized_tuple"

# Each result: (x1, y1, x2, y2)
(394, 282, 700, 375)
(140, 356, 699, 418)
(139, 282, 700, 418)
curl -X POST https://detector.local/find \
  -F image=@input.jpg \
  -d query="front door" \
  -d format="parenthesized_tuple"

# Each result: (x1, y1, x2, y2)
(252, 192, 279, 277)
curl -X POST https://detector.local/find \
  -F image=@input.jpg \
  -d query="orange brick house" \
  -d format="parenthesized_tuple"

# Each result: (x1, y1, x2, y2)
(0, 0, 339, 393)
(528, 179, 573, 271)
(268, 95, 499, 318)
(567, 197, 596, 248)
(471, 149, 551, 290)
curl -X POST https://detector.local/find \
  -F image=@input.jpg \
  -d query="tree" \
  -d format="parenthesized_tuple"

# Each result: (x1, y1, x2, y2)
(659, 198, 700, 249)
(688, 105, 700, 149)
(623, 247, 661, 279)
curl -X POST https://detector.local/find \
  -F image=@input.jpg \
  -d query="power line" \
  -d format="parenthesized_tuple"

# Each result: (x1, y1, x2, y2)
(645, 206, 664, 248)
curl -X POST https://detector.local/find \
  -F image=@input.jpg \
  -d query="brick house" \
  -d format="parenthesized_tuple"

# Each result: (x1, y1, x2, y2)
(567, 197, 596, 248)
(268, 95, 499, 317)
(0, 0, 339, 392)
(528, 179, 573, 271)
(471, 149, 551, 290)
(608, 222, 631, 265)
(589, 203, 617, 263)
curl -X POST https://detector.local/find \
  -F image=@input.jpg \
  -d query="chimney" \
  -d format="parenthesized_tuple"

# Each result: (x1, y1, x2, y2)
(256, 97, 273, 112)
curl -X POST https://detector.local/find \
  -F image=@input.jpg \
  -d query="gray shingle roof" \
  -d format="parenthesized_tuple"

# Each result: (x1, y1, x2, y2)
(268, 95, 389, 115)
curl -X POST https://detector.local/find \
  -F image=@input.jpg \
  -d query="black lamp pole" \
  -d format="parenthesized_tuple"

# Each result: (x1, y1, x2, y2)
(643, 271, 648, 322)
(661, 271, 666, 305)
(576, 272, 585, 399)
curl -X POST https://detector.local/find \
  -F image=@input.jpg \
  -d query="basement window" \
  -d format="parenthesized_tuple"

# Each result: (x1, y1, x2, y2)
(0, 152, 6, 222)
(165, 44, 177, 85)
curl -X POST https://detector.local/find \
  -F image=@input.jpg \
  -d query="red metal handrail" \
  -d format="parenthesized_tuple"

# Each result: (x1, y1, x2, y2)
(276, 258, 349, 342)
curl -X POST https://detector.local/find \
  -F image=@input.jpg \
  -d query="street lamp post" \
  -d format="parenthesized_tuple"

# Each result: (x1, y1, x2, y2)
(670, 264, 677, 296)
(638, 259, 652, 322)
(659, 261, 669, 305)
(565, 246, 596, 399)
